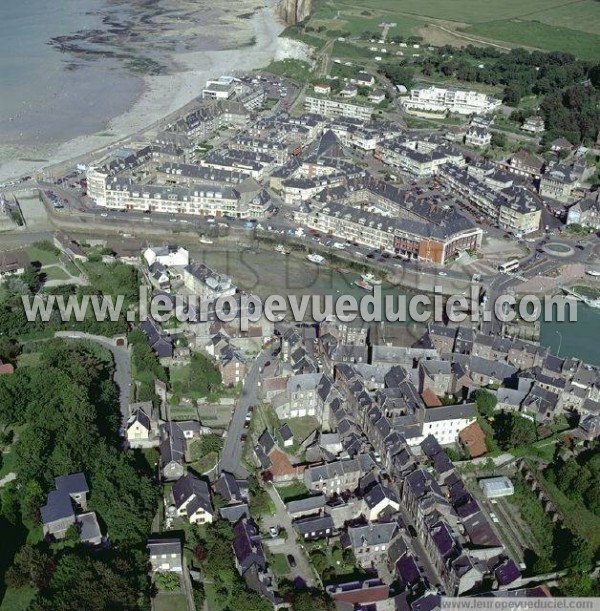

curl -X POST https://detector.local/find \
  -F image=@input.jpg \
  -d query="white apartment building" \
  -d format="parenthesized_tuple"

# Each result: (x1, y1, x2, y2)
(401, 86, 501, 116)
(305, 95, 374, 121)
(202, 76, 237, 100)
(143, 246, 189, 268)
(87, 175, 270, 219)
(407, 404, 477, 446)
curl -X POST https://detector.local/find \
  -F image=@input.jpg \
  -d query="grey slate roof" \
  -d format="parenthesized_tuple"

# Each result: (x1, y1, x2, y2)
(41, 490, 75, 525)
(55, 473, 89, 496)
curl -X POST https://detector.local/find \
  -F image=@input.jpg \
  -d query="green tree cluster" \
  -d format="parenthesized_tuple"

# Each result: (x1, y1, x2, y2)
(546, 450, 600, 515)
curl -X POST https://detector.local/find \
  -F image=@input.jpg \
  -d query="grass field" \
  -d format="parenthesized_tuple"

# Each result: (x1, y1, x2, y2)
(263, 59, 313, 82)
(276, 481, 310, 502)
(153, 592, 188, 611)
(25, 246, 60, 266)
(464, 20, 600, 60)
(42, 266, 71, 282)
(269, 553, 290, 576)
(0, 586, 37, 611)
(317, 0, 594, 25)
(301, 0, 600, 59)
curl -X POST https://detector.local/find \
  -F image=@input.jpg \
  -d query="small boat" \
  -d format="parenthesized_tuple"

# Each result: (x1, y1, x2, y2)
(199, 237, 214, 245)
(355, 280, 374, 291)
(361, 272, 382, 285)
(337, 268, 351, 274)
(274, 244, 290, 255)
(586, 270, 600, 277)
(307, 253, 325, 265)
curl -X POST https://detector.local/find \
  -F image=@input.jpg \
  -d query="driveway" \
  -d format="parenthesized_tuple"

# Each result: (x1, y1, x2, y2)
(218, 349, 270, 477)
(262, 485, 316, 588)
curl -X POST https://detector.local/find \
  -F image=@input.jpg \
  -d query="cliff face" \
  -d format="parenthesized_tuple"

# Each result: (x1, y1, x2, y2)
(276, 0, 312, 25)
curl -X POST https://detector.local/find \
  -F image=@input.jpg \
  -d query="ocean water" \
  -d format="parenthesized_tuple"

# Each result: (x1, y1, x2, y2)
(0, 0, 143, 169)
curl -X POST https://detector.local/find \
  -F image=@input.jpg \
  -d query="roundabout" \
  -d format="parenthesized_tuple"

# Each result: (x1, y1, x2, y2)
(542, 242, 575, 258)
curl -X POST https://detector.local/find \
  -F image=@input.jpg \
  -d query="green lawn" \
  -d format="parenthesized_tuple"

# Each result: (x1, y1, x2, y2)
(270, 553, 290, 576)
(169, 405, 199, 420)
(464, 20, 600, 60)
(277, 481, 310, 503)
(319, 0, 587, 24)
(0, 450, 16, 480)
(25, 246, 60, 266)
(264, 59, 313, 82)
(332, 40, 374, 60)
(0, 586, 37, 611)
(524, 0, 600, 36)
(64, 261, 81, 277)
(307, 0, 600, 58)
(17, 352, 41, 368)
(153, 592, 188, 611)
(190, 451, 218, 475)
(286, 416, 320, 445)
(42, 267, 70, 282)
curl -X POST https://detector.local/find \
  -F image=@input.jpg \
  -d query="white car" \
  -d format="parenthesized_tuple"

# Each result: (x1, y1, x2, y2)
(269, 526, 278, 538)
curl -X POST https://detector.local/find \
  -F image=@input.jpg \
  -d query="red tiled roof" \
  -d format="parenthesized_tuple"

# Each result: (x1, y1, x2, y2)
(459, 422, 487, 458)
(0, 363, 14, 375)
(331, 583, 390, 604)
(421, 388, 442, 408)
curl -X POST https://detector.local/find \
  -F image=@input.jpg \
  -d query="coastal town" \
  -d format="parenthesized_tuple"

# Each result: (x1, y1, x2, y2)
(2, 7, 600, 611)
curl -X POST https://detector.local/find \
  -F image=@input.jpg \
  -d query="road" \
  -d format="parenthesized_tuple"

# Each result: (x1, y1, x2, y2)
(218, 348, 270, 476)
(262, 486, 316, 588)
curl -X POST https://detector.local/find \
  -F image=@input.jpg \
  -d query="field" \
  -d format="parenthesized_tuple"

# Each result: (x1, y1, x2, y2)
(276, 481, 310, 502)
(153, 592, 188, 611)
(465, 20, 600, 60)
(296, 0, 600, 59)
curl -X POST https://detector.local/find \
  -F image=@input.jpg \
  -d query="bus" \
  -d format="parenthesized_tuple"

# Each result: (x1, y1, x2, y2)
(498, 259, 520, 273)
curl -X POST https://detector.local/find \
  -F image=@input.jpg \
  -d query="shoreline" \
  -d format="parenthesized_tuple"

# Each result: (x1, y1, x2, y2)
(0, 0, 307, 183)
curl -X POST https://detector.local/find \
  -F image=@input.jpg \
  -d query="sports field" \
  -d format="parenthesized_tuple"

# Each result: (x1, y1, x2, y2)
(304, 0, 600, 59)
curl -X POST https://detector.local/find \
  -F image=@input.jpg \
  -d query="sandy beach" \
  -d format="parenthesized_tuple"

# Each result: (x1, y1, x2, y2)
(0, 0, 310, 183)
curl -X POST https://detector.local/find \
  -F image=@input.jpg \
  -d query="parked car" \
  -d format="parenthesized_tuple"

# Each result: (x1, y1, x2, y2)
(269, 526, 278, 538)
(287, 554, 296, 568)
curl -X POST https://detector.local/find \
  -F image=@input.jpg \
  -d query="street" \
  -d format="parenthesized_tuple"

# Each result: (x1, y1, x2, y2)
(218, 348, 270, 477)
(262, 486, 316, 588)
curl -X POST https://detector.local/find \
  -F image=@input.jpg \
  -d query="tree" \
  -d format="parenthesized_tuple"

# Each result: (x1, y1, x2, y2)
(292, 589, 334, 611)
(0, 338, 21, 363)
(562, 534, 595, 573)
(309, 549, 329, 573)
(20, 264, 40, 293)
(584, 477, 600, 514)
(5, 544, 55, 590)
(342, 547, 356, 565)
(154, 572, 180, 592)
(474, 389, 497, 417)
(503, 83, 524, 106)
(491, 132, 508, 149)
(379, 64, 414, 89)
(492, 412, 537, 450)
(198, 433, 224, 456)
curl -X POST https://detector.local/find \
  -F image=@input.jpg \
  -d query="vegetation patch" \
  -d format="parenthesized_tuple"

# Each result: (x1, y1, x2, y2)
(464, 20, 600, 60)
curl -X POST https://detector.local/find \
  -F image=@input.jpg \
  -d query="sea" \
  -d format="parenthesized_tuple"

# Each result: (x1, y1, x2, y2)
(0, 0, 144, 175)
(193, 245, 600, 365)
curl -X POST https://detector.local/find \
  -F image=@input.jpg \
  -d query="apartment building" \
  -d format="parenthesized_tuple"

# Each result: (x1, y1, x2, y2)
(305, 94, 374, 121)
(297, 200, 482, 265)
(438, 164, 542, 234)
(401, 86, 501, 116)
(375, 139, 461, 177)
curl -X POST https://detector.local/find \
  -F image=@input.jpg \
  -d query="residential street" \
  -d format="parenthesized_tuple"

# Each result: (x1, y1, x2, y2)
(218, 348, 270, 477)
(262, 486, 316, 588)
